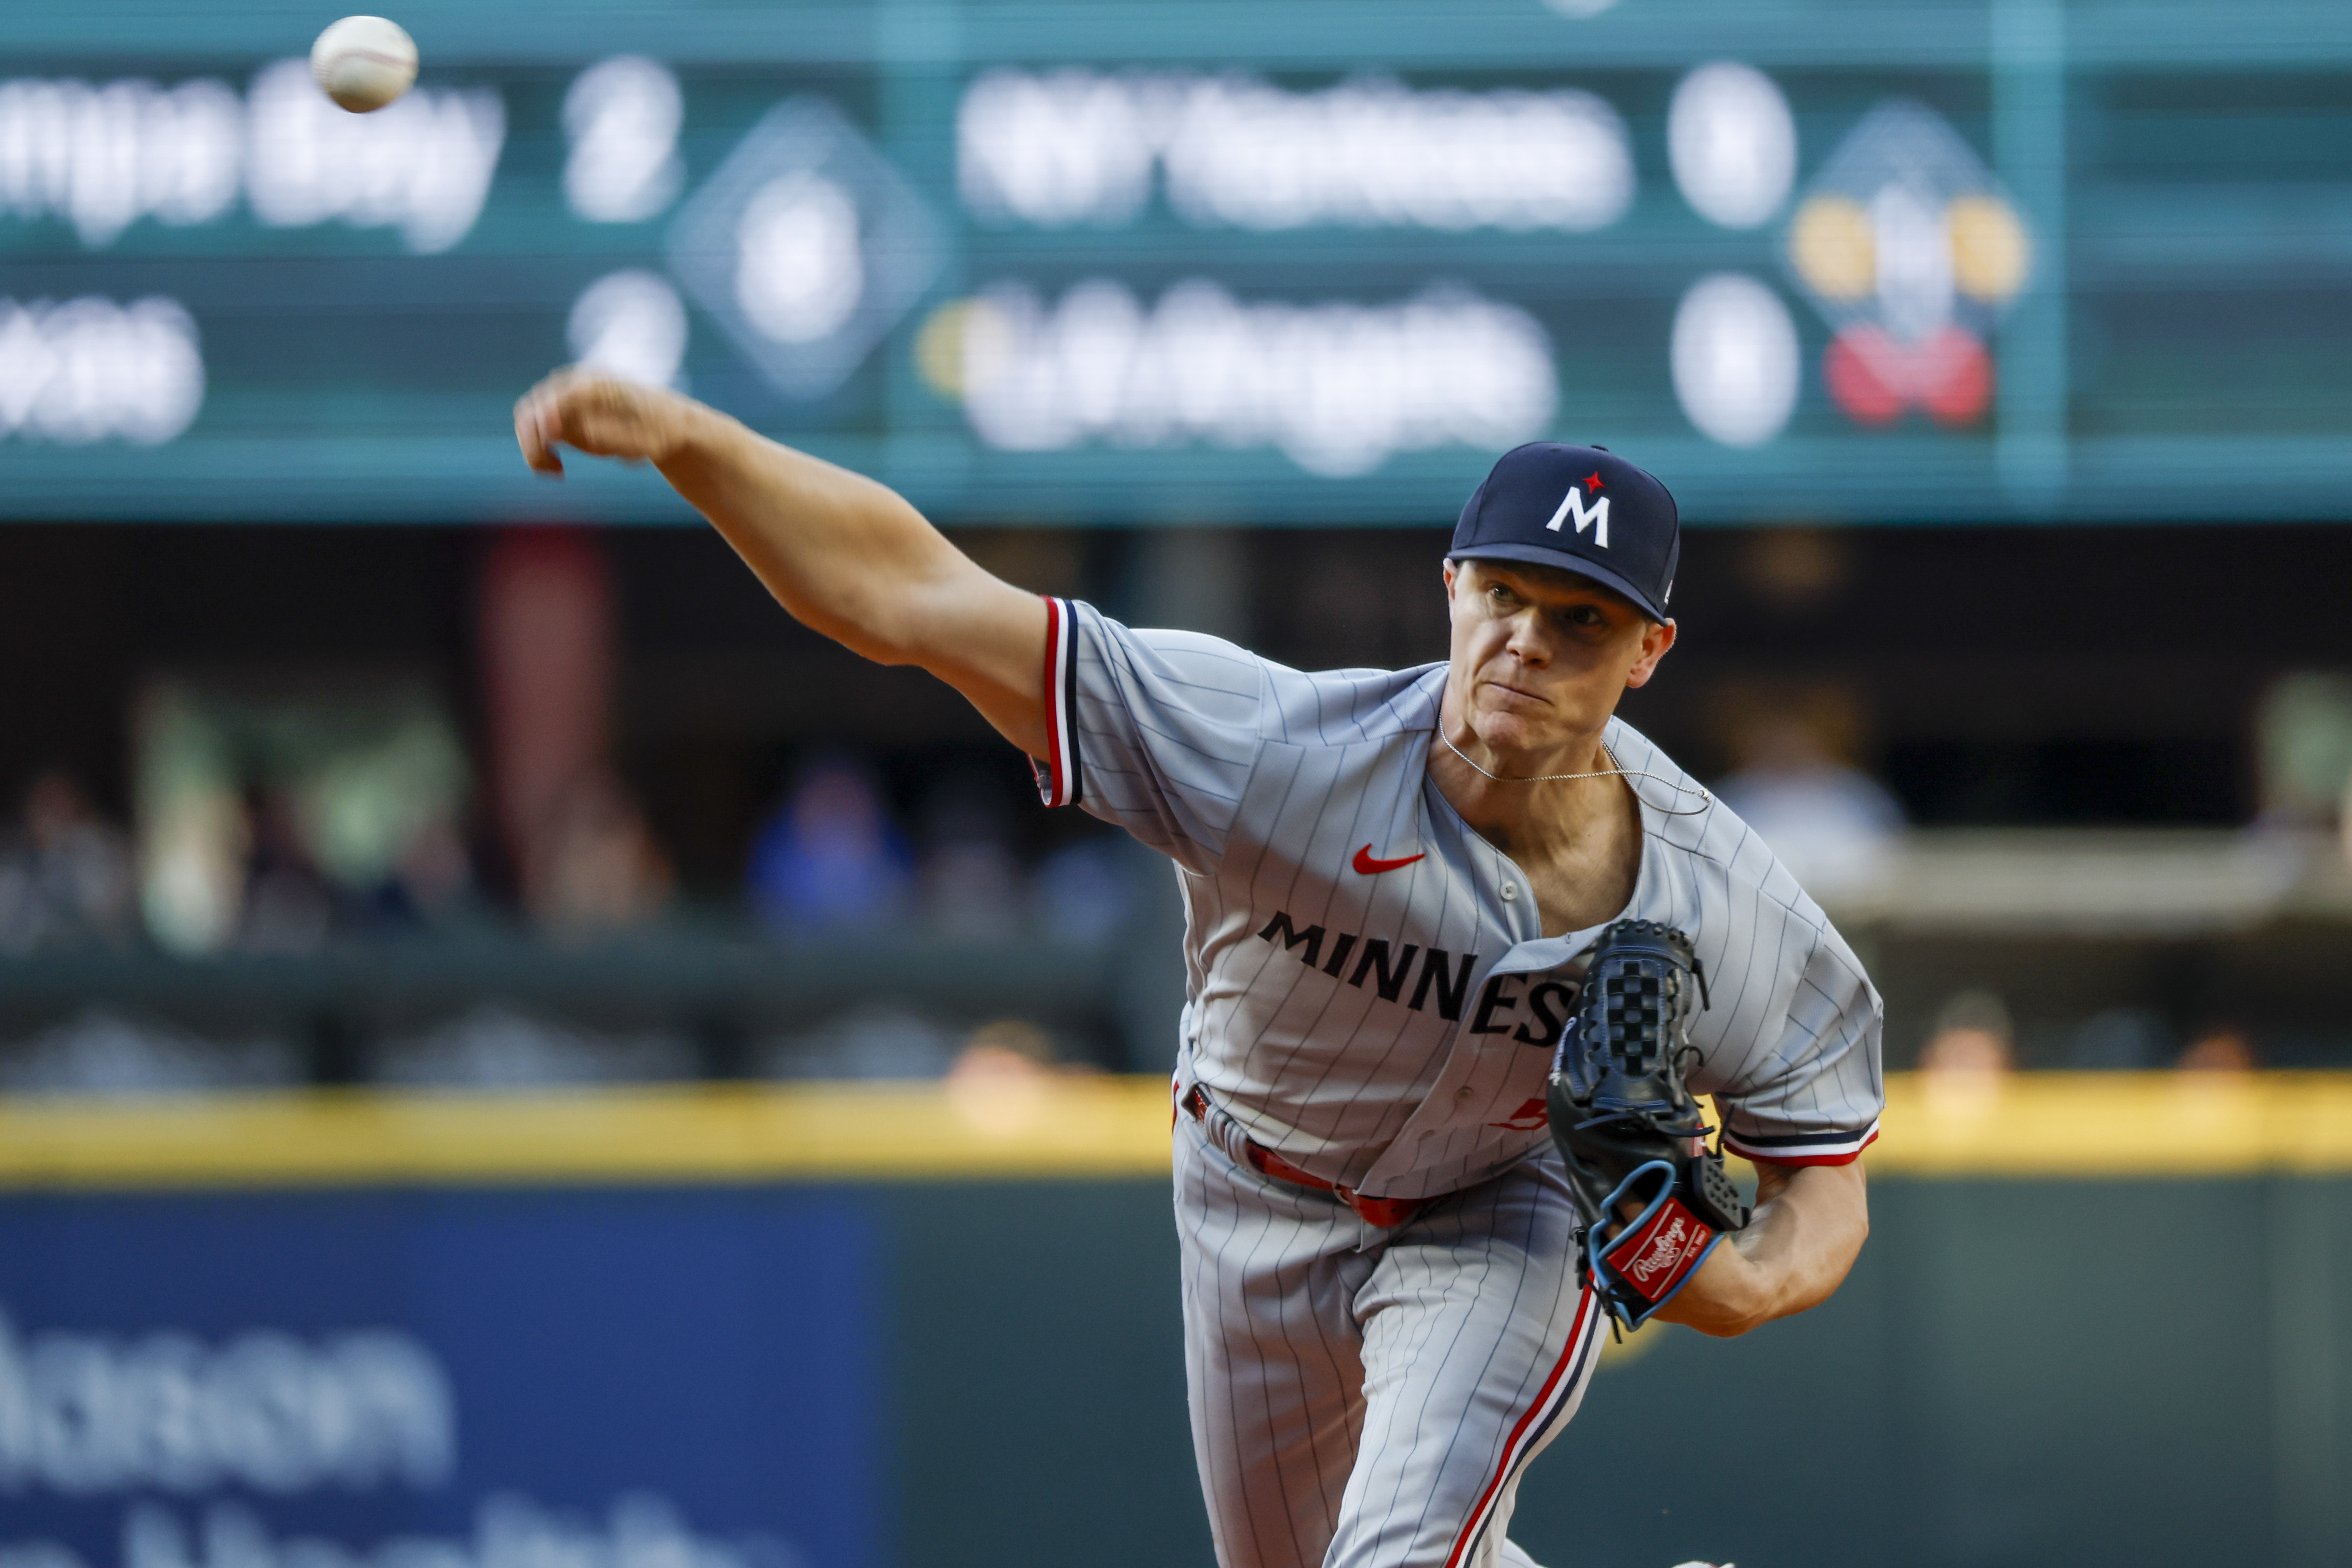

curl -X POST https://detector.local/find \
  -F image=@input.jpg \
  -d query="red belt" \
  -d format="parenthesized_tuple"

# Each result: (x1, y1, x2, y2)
(1181, 1086, 1431, 1228)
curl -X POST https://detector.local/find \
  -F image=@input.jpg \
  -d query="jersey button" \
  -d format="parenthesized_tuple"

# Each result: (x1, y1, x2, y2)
(1455, 1087, 1473, 1100)
(1500, 883, 1517, 901)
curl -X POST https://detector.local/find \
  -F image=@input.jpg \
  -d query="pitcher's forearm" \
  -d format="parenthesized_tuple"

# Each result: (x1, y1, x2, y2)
(1739, 1160, 1869, 1318)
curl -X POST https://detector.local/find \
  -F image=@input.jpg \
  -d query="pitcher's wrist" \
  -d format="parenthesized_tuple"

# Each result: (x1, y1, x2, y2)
(652, 394, 723, 467)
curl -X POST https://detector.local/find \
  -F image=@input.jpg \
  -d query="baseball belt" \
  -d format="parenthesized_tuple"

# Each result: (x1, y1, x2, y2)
(1180, 1084, 1430, 1228)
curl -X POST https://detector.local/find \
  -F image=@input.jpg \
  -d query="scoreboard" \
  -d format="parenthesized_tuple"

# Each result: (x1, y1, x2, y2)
(3, 0, 2350, 525)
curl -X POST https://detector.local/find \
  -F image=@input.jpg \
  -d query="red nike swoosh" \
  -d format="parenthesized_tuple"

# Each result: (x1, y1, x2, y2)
(1353, 844, 1426, 875)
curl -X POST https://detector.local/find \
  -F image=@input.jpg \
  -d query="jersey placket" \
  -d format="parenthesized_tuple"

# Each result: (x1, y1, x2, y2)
(1353, 780, 1675, 1197)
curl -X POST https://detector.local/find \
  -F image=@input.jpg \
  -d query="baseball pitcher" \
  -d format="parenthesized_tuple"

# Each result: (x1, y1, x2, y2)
(515, 372, 1881, 1568)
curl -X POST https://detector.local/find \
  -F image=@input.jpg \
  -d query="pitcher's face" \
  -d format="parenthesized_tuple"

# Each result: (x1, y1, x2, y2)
(1442, 558, 1676, 756)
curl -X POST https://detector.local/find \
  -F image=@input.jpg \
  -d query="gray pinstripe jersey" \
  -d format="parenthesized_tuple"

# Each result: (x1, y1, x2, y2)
(1035, 598, 1884, 1201)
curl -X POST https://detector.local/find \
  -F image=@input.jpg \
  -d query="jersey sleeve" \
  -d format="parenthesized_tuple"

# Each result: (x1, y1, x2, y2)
(1709, 927, 1885, 1167)
(1033, 598, 1269, 871)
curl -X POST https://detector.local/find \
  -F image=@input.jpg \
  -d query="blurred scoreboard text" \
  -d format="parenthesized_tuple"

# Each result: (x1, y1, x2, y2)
(3, 0, 2350, 524)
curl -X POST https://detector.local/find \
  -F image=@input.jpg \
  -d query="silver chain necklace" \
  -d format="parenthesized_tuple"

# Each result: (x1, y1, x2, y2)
(1437, 728, 1715, 816)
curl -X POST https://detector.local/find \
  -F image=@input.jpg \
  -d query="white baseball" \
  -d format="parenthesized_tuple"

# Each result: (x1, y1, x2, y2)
(310, 16, 418, 113)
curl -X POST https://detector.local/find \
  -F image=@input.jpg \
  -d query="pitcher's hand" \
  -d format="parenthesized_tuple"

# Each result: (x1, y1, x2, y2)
(514, 368, 697, 477)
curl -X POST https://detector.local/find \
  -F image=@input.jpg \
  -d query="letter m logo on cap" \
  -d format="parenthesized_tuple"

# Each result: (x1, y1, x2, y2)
(1543, 485, 1608, 548)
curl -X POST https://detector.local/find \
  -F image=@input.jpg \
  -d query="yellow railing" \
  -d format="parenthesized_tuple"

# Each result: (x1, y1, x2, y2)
(1, 1072, 2350, 1189)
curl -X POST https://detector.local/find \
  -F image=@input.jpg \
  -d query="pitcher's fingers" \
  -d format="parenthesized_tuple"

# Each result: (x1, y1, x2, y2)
(515, 387, 565, 476)
(516, 367, 590, 471)
(512, 395, 542, 469)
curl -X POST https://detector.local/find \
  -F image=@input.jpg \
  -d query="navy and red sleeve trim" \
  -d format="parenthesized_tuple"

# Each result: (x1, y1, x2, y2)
(1033, 596, 1083, 808)
(1721, 1120, 1880, 1167)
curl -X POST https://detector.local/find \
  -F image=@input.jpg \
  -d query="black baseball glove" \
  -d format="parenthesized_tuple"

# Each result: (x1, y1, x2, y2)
(1546, 919, 1749, 1330)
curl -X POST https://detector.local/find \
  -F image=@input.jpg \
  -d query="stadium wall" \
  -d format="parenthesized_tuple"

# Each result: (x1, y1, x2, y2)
(0, 1079, 2345, 1568)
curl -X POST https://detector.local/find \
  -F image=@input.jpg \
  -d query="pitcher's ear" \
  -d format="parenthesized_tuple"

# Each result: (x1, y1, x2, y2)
(1624, 618, 1678, 688)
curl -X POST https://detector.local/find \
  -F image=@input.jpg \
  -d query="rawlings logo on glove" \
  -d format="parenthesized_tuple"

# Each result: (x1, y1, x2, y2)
(1545, 919, 1750, 1329)
(1608, 1198, 1711, 1300)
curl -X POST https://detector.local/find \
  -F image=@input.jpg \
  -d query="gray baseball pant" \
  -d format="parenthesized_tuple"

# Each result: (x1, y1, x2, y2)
(1174, 1108, 1603, 1568)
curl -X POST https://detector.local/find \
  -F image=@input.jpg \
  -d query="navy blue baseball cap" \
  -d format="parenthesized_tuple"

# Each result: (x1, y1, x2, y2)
(1448, 443, 1681, 622)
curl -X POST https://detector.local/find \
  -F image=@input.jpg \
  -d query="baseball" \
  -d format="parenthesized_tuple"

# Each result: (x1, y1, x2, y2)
(310, 16, 418, 113)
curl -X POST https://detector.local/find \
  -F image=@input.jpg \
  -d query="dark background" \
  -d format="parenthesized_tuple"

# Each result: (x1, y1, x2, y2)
(13, 517, 2347, 880)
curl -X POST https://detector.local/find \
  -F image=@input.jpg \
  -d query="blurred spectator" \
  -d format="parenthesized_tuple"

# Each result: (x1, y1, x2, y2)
(2255, 672, 2352, 831)
(0, 770, 137, 955)
(1917, 987, 2015, 1076)
(393, 809, 477, 923)
(134, 679, 474, 952)
(917, 769, 1024, 938)
(1032, 835, 1138, 942)
(2177, 1024, 2258, 1074)
(746, 755, 911, 934)
(239, 786, 334, 953)
(949, 1016, 1063, 1082)
(525, 769, 675, 935)
(1714, 713, 1906, 901)
(945, 1018, 1074, 1135)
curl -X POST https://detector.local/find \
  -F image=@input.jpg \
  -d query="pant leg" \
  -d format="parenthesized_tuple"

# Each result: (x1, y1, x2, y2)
(1175, 1118, 1601, 1568)
(1325, 1149, 1601, 1568)
(1175, 1110, 1382, 1568)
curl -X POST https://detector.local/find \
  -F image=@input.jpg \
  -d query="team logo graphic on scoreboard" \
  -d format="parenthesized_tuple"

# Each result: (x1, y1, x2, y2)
(1783, 100, 2032, 429)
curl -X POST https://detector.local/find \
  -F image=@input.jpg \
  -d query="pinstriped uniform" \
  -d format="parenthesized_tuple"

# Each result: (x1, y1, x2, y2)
(1034, 598, 1883, 1568)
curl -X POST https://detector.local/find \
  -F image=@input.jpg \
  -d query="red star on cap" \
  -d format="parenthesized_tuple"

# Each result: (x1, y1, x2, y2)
(1584, 471, 1604, 490)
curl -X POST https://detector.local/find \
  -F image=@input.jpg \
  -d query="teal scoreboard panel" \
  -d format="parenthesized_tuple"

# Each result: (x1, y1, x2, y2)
(3, 0, 2350, 525)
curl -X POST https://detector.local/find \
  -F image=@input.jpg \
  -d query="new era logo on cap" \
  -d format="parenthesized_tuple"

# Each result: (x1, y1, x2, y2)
(1449, 443, 1680, 621)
